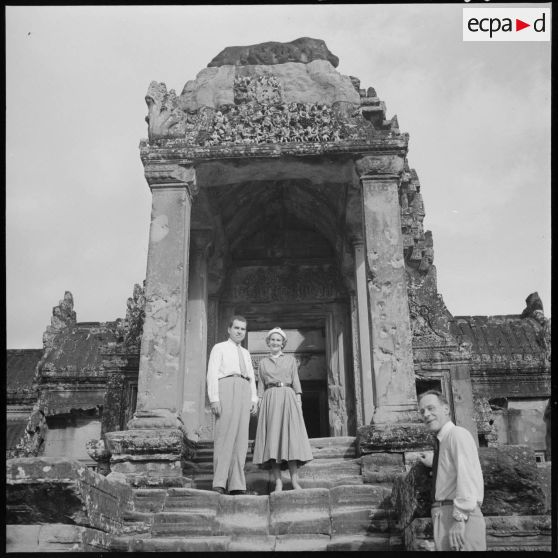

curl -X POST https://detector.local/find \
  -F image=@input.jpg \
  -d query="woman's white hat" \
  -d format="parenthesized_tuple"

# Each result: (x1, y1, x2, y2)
(265, 327, 287, 342)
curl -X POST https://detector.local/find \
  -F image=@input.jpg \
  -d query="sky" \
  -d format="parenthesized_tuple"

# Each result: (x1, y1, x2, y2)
(6, 4, 551, 349)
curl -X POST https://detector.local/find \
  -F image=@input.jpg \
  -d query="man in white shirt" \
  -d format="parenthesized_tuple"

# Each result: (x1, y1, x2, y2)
(206, 316, 258, 494)
(418, 390, 486, 551)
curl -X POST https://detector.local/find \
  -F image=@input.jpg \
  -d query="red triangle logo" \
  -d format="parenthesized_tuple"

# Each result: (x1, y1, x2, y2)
(516, 19, 530, 31)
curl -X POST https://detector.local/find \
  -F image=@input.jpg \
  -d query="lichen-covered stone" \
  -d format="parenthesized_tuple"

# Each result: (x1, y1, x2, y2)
(269, 488, 331, 535)
(361, 452, 406, 484)
(357, 422, 433, 453)
(216, 494, 270, 536)
(392, 445, 547, 530)
(480, 446, 546, 516)
(6, 457, 132, 533)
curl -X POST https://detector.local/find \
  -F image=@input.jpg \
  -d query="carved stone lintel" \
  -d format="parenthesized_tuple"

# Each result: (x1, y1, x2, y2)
(354, 154, 406, 179)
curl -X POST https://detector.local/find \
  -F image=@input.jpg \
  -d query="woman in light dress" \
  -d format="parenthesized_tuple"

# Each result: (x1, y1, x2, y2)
(252, 327, 313, 492)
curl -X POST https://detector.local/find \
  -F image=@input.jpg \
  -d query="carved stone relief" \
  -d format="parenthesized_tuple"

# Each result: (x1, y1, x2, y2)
(222, 266, 342, 303)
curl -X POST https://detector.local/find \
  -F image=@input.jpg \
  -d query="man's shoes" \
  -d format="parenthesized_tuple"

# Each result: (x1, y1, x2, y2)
(212, 486, 226, 494)
(229, 490, 246, 495)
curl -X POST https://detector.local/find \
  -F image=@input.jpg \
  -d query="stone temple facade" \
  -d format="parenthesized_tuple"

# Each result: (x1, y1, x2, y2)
(6, 38, 551, 552)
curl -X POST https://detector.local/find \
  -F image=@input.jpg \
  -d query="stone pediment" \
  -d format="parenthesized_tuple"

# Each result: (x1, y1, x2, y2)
(143, 39, 400, 149)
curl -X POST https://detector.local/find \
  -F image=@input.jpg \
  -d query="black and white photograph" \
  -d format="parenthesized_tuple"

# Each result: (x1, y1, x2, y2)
(6, 4, 551, 552)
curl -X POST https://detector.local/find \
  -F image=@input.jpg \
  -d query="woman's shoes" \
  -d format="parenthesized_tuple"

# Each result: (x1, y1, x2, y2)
(274, 479, 283, 492)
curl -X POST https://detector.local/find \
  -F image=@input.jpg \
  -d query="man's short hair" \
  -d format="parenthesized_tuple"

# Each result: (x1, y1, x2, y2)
(228, 315, 247, 328)
(418, 389, 449, 406)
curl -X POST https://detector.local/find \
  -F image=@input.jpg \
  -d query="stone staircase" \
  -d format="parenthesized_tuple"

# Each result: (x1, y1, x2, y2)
(110, 437, 404, 551)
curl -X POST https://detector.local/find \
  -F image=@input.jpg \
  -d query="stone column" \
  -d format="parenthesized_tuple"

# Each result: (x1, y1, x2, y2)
(349, 293, 364, 428)
(352, 238, 375, 425)
(356, 155, 420, 426)
(181, 229, 212, 441)
(105, 162, 197, 486)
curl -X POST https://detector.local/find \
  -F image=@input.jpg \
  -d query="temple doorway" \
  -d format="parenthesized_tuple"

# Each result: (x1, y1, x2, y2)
(201, 176, 360, 438)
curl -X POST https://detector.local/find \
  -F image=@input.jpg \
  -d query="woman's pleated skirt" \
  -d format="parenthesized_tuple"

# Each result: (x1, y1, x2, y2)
(252, 386, 313, 469)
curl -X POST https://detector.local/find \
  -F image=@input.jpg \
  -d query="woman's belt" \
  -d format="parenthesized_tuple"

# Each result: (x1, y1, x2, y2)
(265, 382, 293, 389)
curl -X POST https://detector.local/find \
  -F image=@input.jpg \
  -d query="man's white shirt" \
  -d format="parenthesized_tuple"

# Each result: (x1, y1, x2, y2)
(435, 421, 484, 513)
(206, 338, 258, 404)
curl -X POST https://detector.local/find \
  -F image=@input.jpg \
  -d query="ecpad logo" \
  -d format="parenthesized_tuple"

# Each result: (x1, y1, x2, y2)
(463, 8, 550, 41)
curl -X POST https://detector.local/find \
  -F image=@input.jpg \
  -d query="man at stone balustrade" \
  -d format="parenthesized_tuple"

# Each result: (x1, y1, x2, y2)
(418, 390, 486, 551)
(206, 316, 258, 495)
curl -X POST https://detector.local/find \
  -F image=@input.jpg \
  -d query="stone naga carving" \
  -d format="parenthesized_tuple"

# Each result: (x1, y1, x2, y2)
(207, 37, 340, 68)
(8, 406, 48, 458)
(145, 81, 188, 140)
(86, 438, 111, 475)
(520, 292, 551, 366)
(120, 282, 146, 350)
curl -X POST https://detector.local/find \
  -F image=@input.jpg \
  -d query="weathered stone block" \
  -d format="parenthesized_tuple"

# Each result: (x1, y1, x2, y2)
(6, 524, 108, 553)
(393, 445, 547, 531)
(330, 484, 387, 535)
(129, 536, 231, 552)
(405, 515, 552, 552)
(327, 533, 394, 551)
(151, 511, 216, 536)
(537, 462, 552, 513)
(361, 452, 405, 483)
(6, 457, 132, 533)
(105, 428, 184, 455)
(274, 534, 330, 552)
(485, 515, 551, 551)
(297, 458, 361, 487)
(163, 487, 219, 511)
(208, 37, 340, 68)
(216, 494, 270, 535)
(228, 535, 277, 551)
(132, 488, 167, 512)
(309, 436, 357, 459)
(355, 154, 406, 177)
(270, 488, 330, 535)
(357, 422, 433, 453)
(403, 518, 434, 552)
(391, 461, 433, 529)
(480, 446, 546, 516)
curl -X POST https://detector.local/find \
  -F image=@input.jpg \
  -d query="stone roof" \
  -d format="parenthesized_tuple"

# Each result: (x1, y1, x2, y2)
(450, 315, 547, 367)
(39, 322, 120, 381)
(6, 349, 42, 393)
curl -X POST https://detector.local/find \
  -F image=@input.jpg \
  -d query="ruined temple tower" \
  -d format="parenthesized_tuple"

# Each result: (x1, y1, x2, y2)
(7, 38, 550, 551)
(106, 38, 475, 484)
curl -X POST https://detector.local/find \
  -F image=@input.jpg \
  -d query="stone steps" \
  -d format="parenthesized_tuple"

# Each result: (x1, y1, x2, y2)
(124, 436, 401, 551)
(115, 532, 403, 552)
(130, 486, 394, 538)
(116, 532, 404, 552)
(192, 436, 357, 462)
(186, 436, 361, 494)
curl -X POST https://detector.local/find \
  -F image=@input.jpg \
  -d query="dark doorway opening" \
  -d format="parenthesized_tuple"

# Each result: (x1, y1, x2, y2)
(301, 379, 328, 438)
